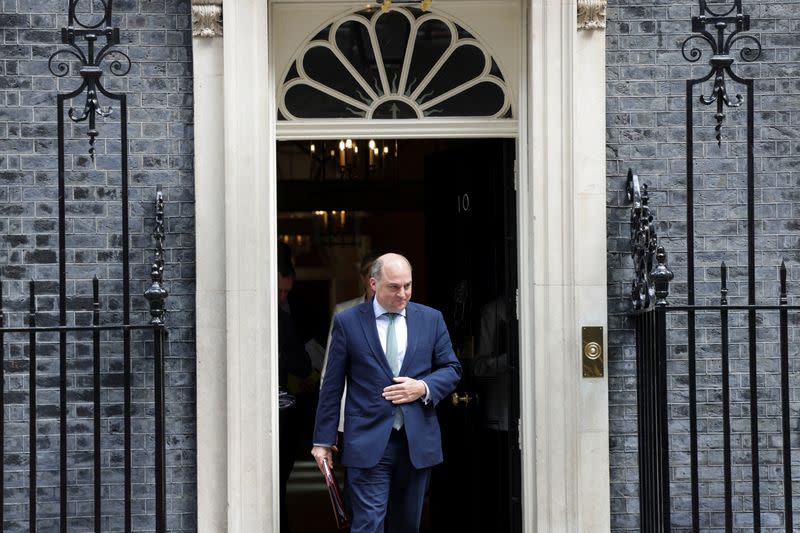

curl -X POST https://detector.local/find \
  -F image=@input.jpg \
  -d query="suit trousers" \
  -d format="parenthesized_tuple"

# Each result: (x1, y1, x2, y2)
(347, 428, 430, 533)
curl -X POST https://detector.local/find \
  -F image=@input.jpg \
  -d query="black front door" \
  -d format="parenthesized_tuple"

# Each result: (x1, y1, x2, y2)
(276, 138, 521, 532)
(424, 139, 521, 533)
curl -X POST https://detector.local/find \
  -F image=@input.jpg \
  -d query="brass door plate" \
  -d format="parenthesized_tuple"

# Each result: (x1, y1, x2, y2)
(582, 326, 604, 378)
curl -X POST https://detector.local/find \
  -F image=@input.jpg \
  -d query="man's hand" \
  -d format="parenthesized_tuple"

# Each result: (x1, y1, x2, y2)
(382, 377, 426, 404)
(311, 445, 335, 474)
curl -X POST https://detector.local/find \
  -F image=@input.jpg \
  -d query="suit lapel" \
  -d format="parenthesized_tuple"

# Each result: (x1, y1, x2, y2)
(358, 304, 394, 379)
(399, 303, 418, 376)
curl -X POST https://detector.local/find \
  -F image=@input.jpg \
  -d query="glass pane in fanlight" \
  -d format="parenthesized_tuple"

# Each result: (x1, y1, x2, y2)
(284, 61, 300, 83)
(456, 24, 474, 40)
(373, 100, 417, 119)
(285, 84, 367, 118)
(336, 19, 384, 97)
(375, 11, 411, 95)
(417, 44, 485, 105)
(311, 26, 331, 42)
(303, 46, 372, 105)
(423, 81, 506, 117)
(489, 59, 504, 81)
(405, 19, 451, 96)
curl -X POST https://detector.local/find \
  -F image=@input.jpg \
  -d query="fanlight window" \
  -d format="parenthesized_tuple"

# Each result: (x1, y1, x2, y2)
(278, 7, 512, 120)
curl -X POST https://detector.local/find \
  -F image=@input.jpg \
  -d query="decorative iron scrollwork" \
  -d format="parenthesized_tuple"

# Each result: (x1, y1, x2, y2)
(628, 169, 672, 310)
(144, 186, 168, 325)
(48, 0, 131, 159)
(681, 0, 761, 146)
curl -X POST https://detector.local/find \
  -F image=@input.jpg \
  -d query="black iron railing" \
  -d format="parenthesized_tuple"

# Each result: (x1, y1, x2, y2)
(0, 229, 168, 531)
(0, 1, 169, 531)
(628, 170, 673, 532)
(629, 169, 800, 533)
(627, 1, 789, 531)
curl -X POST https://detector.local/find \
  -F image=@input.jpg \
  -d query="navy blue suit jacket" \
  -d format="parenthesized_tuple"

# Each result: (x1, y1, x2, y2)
(313, 301, 462, 469)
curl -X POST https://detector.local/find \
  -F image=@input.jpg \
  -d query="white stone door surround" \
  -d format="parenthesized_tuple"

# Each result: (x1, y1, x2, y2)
(191, 0, 610, 531)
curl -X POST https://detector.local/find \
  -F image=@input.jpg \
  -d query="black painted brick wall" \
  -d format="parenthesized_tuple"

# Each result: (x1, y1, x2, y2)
(0, 0, 194, 530)
(607, 1, 800, 531)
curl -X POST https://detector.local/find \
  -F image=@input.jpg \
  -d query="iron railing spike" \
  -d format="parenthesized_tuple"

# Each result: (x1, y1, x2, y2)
(779, 261, 788, 304)
(720, 262, 728, 305)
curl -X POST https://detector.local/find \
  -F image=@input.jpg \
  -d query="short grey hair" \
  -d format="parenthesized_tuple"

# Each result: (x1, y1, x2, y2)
(370, 254, 412, 281)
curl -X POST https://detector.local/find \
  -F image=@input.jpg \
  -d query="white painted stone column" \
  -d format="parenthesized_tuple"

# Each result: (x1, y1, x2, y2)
(522, 0, 609, 530)
(191, 1, 228, 530)
(222, 0, 279, 531)
(574, 2, 610, 530)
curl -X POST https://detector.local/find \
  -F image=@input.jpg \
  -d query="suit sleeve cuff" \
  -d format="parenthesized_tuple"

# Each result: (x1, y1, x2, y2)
(421, 380, 431, 404)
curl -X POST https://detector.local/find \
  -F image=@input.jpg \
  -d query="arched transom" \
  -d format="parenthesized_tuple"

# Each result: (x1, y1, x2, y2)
(278, 6, 512, 121)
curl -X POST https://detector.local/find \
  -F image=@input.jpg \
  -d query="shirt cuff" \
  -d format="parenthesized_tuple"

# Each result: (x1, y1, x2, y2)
(421, 380, 431, 404)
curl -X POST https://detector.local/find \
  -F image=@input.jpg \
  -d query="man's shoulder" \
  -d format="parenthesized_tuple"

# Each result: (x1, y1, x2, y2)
(407, 301, 442, 318)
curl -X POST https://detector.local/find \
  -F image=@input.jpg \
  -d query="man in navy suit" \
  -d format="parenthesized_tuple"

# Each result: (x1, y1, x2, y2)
(312, 253, 462, 533)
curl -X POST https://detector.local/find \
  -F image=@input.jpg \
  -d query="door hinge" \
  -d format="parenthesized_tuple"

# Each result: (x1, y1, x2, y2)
(513, 159, 519, 191)
(517, 417, 523, 450)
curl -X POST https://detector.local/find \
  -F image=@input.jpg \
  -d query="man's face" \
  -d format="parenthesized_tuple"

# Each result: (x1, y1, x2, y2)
(278, 274, 294, 307)
(370, 259, 412, 313)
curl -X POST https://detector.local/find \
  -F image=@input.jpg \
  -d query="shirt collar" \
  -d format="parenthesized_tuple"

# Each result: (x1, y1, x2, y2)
(373, 298, 407, 319)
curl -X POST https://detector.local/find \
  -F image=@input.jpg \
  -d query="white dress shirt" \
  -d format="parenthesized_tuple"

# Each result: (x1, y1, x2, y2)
(374, 299, 430, 403)
(373, 298, 407, 369)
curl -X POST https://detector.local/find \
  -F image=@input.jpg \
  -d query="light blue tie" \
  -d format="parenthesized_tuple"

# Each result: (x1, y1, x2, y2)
(385, 313, 404, 430)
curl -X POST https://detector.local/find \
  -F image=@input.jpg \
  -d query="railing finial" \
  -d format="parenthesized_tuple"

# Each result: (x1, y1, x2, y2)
(144, 187, 168, 325)
(779, 260, 788, 306)
(651, 247, 674, 306)
(720, 262, 728, 306)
